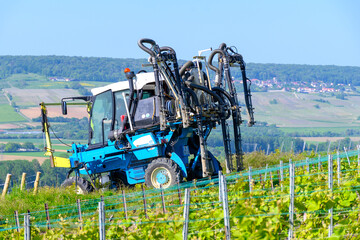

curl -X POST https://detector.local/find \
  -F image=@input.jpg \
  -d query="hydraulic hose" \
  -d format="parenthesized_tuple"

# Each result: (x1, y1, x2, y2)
(179, 61, 195, 76)
(137, 38, 156, 57)
(208, 49, 226, 87)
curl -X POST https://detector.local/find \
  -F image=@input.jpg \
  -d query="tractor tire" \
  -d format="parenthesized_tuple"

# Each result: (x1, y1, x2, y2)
(61, 177, 94, 194)
(145, 158, 180, 189)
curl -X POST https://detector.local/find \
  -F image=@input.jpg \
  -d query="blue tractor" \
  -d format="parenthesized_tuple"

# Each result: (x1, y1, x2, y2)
(40, 39, 254, 191)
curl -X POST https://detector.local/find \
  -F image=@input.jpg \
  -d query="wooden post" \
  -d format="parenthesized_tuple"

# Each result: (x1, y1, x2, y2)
(20, 173, 27, 191)
(177, 182, 182, 205)
(160, 185, 166, 214)
(14, 210, 20, 233)
(1, 174, 11, 198)
(44, 203, 51, 229)
(141, 184, 148, 219)
(33, 172, 41, 194)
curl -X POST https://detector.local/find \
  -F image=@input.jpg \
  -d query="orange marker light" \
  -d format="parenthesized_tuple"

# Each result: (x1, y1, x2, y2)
(124, 68, 131, 73)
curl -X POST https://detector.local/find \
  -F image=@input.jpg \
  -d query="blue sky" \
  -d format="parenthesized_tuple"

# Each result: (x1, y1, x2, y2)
(0, 0, 359, 66)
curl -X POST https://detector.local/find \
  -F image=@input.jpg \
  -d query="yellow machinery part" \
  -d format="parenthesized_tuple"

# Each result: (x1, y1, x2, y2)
(53, 156, 71, 168)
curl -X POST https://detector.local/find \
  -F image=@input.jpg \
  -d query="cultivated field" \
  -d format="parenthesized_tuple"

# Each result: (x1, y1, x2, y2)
(0, 104, 26, 123)
(252, 91, 360, 128)
(20, 105, 88, 119)
(4, 87, 81, 107)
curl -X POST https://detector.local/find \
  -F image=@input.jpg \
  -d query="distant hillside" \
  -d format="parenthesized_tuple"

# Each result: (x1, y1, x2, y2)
(0, 55, 360, 85)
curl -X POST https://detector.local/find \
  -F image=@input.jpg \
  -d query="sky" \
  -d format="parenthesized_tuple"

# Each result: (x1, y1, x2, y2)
(0, 0, 359, 66)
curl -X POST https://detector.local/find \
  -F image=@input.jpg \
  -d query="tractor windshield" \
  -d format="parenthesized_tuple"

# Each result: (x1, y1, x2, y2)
(89, 90, 114, 145)
(114, 90, 129, 130)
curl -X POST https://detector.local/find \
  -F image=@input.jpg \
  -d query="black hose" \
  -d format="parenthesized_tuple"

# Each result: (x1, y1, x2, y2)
(208, 49, 225, 74)
(219, 43, 227, 50)
(137, 38, 156, 57)
(184, 81, 225, 105)
(179, 61, 195, 76)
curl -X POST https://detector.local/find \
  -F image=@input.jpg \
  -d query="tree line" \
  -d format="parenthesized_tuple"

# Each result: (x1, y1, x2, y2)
(0, 56, 360, 85)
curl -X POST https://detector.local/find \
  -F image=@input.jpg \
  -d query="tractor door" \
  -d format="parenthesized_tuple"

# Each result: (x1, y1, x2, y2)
(89, 90, 114, 148)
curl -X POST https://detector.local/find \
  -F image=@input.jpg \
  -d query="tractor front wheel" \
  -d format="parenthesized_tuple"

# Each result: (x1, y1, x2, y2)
(61, 177, 94, 194)
(145, 158, 180, 189)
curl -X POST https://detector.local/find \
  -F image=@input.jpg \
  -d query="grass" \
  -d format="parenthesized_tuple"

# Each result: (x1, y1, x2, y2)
(0, 104, 26, 123)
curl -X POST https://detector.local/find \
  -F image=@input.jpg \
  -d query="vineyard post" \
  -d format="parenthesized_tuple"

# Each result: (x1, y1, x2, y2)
(328, 155, 334, 237)
(336, 151, 341, 186)
(44, 203, 51, 230)
(315, 142, 319, 154)
(182, 188, 190, 240)
(302, 141, 306, 153)
(290, 141, 294, 152)
(122, 190, 128, 220)
(327, 141, 331, 154)
(288, 160, 294, 240)
(266, 144, 270, 155)
(33, 171, 41, 194)
(357, 145, 360, 174)
(14, 210, 20, 233)
(20, 173, 27, 191)
(280, 161, 284, 191)
(177, 181, 182, 205)
(248, 167, 252, 194)
(221, 174, 231, 240)
(270, 171, 274, 191)
(264, 164, 268, 181)
(219, 171, 223, 202)
(348, 139, 352, 150)
(141, 184, 148, 219)
(98, 199, 106, 240)
(280, 141, 284, 153)
(160, 185, 166, 214)
(1, 173, 11, 198)
(343, 147, 351, 166)
(318, 155, 321, 170)
(77, 199, 83, 230)
(24, 211, 31, 240)
(306, 157, 309, 174)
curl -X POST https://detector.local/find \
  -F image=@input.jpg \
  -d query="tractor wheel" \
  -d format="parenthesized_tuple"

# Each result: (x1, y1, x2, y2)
(145, 158, 180, 189)
(61, 177, 94, 194)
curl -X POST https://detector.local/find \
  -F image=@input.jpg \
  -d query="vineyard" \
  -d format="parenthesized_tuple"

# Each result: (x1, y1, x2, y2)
(1, 149, 360, 239)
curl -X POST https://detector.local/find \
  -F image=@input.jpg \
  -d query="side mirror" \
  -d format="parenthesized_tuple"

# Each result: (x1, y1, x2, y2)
(61, 101, 67, 115)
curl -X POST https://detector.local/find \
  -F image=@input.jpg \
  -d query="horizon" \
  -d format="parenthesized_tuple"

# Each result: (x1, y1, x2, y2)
(1, 54, 359, 68)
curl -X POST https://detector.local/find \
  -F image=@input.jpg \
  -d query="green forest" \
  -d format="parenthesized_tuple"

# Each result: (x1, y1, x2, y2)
(1, 56, 360, 85)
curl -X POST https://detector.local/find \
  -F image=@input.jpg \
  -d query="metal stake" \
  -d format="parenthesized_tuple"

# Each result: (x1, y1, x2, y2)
(328, 155, 333, 237)
(98, 200, 105, 240)
(122, 190, 128, 220)
(182, 188, 190, 240)
(77, 199, 83, 229)
(221, 174, 231, 240)
(24, 211, 31, 240)
(280, 161, 284, 191)
(288, 160, 294, 240)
